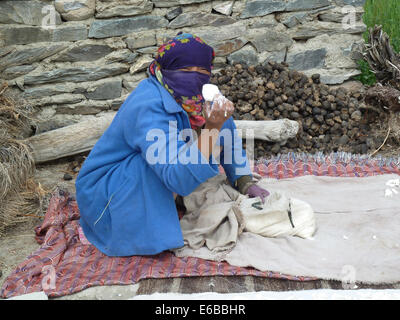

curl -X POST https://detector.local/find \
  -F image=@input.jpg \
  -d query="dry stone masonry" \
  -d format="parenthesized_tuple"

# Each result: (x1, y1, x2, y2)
(0, 0, 366, 137)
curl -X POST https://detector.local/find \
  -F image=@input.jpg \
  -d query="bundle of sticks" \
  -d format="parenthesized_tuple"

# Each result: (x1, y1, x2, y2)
(363, 26, 400, 113)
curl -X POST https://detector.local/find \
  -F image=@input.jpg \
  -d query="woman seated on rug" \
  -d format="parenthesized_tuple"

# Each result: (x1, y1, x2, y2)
(75, 32, 270, 257)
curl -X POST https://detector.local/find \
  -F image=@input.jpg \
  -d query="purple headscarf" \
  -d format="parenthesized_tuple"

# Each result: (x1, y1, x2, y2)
(149, 33, 215, 129)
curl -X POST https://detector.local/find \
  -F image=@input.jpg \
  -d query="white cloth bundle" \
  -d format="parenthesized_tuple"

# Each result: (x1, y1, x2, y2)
(239, 192, 316, 239)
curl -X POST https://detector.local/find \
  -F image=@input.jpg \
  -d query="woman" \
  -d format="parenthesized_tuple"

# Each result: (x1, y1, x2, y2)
(75, 33, 270, 257)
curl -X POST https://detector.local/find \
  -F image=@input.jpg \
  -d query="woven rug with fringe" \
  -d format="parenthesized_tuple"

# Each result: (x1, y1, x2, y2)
(1, 152, 399, 298)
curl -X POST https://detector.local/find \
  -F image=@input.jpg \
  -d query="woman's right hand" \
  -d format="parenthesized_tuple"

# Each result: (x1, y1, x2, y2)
(203, 95, 234, 131)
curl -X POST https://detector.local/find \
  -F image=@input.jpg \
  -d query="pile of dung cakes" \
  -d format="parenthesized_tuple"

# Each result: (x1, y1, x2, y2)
(210, 62, 378, 157)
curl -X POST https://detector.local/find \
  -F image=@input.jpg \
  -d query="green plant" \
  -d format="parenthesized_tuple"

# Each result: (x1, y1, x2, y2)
(354, 59, 376, 86)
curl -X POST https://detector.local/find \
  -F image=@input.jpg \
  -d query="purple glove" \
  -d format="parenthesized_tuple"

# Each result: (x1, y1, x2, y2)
(246, 184, 270, 203)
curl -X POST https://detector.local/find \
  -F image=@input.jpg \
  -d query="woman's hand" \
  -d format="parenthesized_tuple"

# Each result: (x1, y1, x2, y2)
(247, 184, 270, 204)
(203, 95, 234, 130)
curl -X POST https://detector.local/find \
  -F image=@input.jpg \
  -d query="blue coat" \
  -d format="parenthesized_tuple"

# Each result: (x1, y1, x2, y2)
(76, 75, 252, 257)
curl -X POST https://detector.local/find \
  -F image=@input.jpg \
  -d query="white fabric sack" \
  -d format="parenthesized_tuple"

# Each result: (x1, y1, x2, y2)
(238, 192, 316, 239)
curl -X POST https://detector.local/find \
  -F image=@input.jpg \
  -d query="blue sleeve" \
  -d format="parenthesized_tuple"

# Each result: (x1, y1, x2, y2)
(217, 117, 252, 186)
(122, 97, 219, 197)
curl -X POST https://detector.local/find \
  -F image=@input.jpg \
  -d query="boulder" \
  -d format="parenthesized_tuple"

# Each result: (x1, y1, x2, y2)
(52, 43, 114, 62)
(124, 30, 156, 50)
(213, 38, 247, 57)
(3, 65, 37, 80)
(0, 42, 68, 71)
(84, 79, 123, 100)
(168, 13, 236, 29)
(287, 48, 327, 71)
(55, 0, 95, 21)
(0, 24, 87, 46)
(241, 0, 330, 19)
(227, 45, 259, 66)
(249, 29, 293, 53)
(24, 63, 129, 84)
(165, 7, 183, 21)
(129, 55, 153, 74)
(213, 1, 235, 15)
(88, 16, 168, 38)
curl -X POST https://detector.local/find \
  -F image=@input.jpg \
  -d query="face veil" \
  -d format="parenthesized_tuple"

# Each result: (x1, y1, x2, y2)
(149, 33, 215, 129)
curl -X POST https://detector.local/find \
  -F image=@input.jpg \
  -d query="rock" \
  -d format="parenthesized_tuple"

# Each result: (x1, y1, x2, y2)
(104, 49, 139, 64)
(260, 51, 286, 64)
(336, 0, 366, 5)
(318, 6, 364, 23)
(29, 93, 86, 107)
(290, 20, 367, 41)
(240, 1, 287, 19)
(0, 0, 62, 26)
(84, 79, 122, 100)
(338, 134, 350, 145)
(213, 38, 247, 57)
(191, 22, 247, 44)
(0, 42, 69, 71)
(285, 0, 331, 11)
(63, 173, 73, 181)
(56, 99, 111, 115)
(53, 24, 89, 42)
(152, 0, 210, 7)
(24, 63, 129, 84)
(3, 65, 37, 80)
(52, 43, 114, 62)
(23, 83, 74, 99)
(248, 14, 278, 29)
(0, 24, 87, 46)
(249, 29, 293, 53)
(241, 0, 330, 19)
(287, 48, 327, 71)
(311, 73, 320, 84)
(360, 143, 368, 154)
(290, 111, 300, 119)
(351, 110, 362, 122)
(88, 16, 168, 39)
(277, 11, 313, 28)
(241, 113, 255, 120)
(129, 55, 153, 74)
(124, 30, 156, 50)
(122, 72, 147, 91)
(165, 7, 183, 21)
(271, 143, 281, 153)
(318, 69, 361, 85)
(227, 45, 259, 66)
(55, 0, 95, 21)
(213, 1, 235, 15)
(168, 13, 236, 29)
(136, 47, 158, 55)
(95, 0, 153, 18)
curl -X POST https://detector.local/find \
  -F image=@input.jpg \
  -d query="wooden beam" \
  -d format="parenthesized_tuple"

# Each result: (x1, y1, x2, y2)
(25, 113, 299, 164)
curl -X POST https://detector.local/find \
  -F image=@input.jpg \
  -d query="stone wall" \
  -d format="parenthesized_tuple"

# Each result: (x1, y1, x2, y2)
(0, 0, 366, 133)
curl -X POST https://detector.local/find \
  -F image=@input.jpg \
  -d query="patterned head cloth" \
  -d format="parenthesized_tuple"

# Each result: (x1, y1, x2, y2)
(149, 32, 215, 129)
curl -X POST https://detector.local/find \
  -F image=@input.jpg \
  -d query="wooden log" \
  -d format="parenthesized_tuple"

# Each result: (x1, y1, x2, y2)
(25, 113, 299, 164)
(26, 112, 117, 164)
